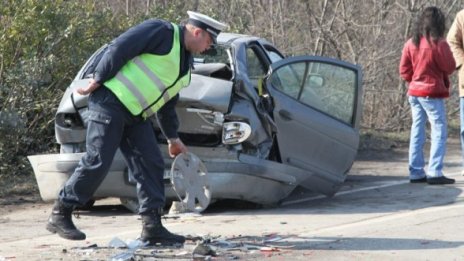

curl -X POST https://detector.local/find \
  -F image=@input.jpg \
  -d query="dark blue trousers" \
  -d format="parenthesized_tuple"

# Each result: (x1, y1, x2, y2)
(59, 87, 165, 214)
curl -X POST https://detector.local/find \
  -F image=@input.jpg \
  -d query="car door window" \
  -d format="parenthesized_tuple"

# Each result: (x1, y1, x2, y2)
(266, 50, 283, 63)
(270, 63, 303, 99)
(270, 61, 357, 126)
(246, 47, 267, 87)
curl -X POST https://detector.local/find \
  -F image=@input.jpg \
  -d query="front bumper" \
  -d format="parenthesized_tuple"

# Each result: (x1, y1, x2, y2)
(28, 146, 297, 206)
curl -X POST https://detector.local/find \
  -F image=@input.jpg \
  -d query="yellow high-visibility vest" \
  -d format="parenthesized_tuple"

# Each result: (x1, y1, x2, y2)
(104, 23, 191, 118)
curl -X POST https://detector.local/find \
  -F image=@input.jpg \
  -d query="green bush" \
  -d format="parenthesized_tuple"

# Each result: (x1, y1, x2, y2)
(0, 0, 130, 185)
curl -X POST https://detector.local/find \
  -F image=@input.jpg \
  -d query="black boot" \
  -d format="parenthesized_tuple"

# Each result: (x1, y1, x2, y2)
(140, 210, 185, 245)
(46, 201, 86, 240)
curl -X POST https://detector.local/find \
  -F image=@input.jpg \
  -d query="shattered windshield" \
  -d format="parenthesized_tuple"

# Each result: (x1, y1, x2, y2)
(194, 45, 231, 64)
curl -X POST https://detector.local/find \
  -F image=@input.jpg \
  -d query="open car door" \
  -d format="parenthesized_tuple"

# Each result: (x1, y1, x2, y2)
(265, 56, 363, 195)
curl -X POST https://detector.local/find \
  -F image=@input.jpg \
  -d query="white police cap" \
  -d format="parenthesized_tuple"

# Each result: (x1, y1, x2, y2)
(187, 11, 227, 43)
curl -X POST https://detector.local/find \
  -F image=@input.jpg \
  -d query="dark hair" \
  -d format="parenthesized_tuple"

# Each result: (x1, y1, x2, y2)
(412, 6, 445, 46)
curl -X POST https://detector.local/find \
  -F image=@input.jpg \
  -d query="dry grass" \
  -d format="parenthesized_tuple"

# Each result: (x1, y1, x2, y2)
(359, 129, 410, 151)
(0, 174, 40, 203)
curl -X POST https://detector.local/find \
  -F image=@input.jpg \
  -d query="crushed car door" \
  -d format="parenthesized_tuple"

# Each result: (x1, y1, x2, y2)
(265, 56, 363, 195)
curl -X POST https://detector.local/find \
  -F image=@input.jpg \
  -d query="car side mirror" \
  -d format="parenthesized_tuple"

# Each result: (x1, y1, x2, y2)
(307, 74, 324, 89)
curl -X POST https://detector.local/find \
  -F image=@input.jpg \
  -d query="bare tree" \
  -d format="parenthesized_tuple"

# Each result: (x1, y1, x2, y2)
(89, 0, 464, 131)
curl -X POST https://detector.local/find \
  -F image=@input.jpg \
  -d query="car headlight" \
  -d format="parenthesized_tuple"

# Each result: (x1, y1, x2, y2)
(222, 121, 251, 144)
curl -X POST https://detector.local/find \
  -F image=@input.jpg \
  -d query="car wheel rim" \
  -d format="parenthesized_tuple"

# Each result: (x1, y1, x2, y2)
(170, 152, 211, 213)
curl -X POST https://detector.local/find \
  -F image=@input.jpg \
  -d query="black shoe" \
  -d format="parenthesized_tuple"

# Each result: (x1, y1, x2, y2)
(46, 201, 86, 240)
(410, 177, 427, 183)
(140, 211, 185, 246)
(427, 176, 455, 185)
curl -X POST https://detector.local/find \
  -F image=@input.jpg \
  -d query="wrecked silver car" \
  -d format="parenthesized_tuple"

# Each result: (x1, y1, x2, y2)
(28, 33, 363, 211)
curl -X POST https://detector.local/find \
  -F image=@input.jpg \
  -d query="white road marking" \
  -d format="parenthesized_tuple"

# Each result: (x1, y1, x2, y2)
(281, 171, 462, 206)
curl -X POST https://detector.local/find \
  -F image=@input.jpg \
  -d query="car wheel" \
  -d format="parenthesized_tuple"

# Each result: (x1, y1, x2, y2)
(75, 199, 96, 210)
(120, 197, 139, 213)
(60, 143, 85, 153)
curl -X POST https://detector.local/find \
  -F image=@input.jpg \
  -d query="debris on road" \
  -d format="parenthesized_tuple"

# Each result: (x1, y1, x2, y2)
(59, 233, 302, 260)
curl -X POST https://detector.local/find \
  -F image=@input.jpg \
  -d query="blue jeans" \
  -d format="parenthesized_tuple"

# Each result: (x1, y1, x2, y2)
(408, 96, 447, 179)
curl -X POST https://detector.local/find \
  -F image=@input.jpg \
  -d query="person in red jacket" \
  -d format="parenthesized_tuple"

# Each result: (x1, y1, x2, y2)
(399, 6, 456, 185)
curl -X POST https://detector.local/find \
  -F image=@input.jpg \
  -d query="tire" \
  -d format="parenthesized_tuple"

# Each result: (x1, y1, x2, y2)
(60, 143, 85, 153)
(75, 199, 95, 210)
(120, 198, 139, 213)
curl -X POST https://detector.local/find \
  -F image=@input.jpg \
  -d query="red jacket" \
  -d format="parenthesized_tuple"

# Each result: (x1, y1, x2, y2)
(399, 37, 456, 98)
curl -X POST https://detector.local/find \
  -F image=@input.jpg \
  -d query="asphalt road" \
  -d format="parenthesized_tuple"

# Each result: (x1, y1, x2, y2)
(1, 139, 463, 260)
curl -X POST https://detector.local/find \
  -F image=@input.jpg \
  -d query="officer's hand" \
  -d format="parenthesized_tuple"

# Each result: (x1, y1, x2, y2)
(168, 138, 188, 158)
(77, 79, 100, 95)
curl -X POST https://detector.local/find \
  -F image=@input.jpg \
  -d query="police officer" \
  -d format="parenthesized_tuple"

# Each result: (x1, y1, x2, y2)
(46, 11, 227, 245)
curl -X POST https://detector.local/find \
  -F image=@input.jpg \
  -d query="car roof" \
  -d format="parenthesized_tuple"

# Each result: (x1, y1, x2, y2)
(217, 32, 262, 45)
